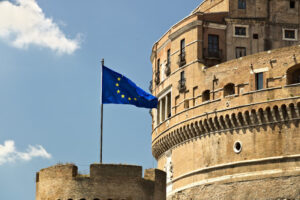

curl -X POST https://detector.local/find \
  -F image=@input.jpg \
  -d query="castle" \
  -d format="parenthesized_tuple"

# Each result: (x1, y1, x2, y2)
(36, 1, 300, 200)
(36, 164, 166, 200)
(150, 0, 300, 199)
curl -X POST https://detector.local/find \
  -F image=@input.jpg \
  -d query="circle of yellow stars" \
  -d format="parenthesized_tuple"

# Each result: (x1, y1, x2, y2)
(116, 77, 137, 101)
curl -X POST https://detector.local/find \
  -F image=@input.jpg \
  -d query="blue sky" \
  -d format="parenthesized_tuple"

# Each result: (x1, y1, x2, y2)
(0, 0, 201, 199)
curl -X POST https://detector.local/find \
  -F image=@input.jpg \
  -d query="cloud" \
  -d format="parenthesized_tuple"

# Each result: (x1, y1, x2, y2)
(0, 0, 80, 54)
(0, 140, 51, 165)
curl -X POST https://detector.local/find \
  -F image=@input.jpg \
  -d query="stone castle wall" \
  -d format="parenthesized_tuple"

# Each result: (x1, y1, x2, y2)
(150, 1, 300, 198)
(36, 164, 166, 200)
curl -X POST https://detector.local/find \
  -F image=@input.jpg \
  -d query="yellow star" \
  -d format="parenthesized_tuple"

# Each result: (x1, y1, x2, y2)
(117, 77, 121, 81)
(116, 83, 119, 87)
(134, 98, 137, 101)
(117, 90, 120, 94)
(121, 94, 125, 98)
(128, 97, 131, 101)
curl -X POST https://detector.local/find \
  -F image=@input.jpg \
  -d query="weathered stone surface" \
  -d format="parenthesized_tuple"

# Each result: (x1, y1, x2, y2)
(36, 164, 166, 200)
(150, 1, 300, 199)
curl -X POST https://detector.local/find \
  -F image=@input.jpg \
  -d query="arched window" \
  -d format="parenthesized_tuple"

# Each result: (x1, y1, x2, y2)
(287, 64, 300, 84)
(224, 83, 235, 97)
(202, 90, 210, 102)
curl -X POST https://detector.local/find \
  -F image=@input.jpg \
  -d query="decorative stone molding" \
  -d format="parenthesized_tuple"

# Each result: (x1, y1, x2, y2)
(152, 101, 300, 159)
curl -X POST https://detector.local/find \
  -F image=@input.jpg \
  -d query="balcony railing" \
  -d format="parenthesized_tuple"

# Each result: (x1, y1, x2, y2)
(203, 48, 222, 60)
(155, 71, 160, 85)
(165, 62, 171, 76)
(178, 78, 186, 93)
(178, 51, 186, 67)
(149, 80, 153, 93)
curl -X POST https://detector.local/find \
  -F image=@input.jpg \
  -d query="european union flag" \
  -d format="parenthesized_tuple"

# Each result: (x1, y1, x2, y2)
(102, 66, 158, 109)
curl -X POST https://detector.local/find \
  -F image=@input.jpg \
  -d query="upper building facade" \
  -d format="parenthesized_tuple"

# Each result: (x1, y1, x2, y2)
(192, 0, 300, 61)
(150, 1, 300, 199)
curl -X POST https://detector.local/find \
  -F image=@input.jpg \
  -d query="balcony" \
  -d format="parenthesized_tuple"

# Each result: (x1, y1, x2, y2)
(155, 71, 160, 85)
(203, 48, 222, 60)
(178, 78, 186, 93)
(178, 51, 186, 67)
(149, 80, 153, 93)
(165, 62, 171, 76)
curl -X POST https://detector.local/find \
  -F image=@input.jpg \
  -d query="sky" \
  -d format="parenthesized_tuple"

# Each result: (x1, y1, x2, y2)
(0, 0, 201, 199)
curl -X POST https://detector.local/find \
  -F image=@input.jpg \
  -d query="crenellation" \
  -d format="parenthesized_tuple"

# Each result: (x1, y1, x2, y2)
(36, 164, 166, 200)
(90, 164, 142, 179)
(37, 164, 78, 182)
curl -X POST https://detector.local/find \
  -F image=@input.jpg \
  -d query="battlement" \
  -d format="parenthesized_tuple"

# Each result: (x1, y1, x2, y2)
(90, 164, 142, 179)
(36, 163, 166, 200)
(36, 163, 165, 181)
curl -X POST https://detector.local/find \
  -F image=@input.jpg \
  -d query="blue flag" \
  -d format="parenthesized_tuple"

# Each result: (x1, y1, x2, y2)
(102, 66, 158, 109)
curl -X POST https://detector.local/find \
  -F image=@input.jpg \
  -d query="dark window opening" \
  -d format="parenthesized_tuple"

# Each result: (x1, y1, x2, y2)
(255, 72, 264, 90)
(236, 47, 246, 58)
(155, 58, 160, 85)
(287, 65, 300, 84)
(290, 0, 295, 8)
(202, 90, 210, 102)
(180, 71, 185, 81)
(238, 0, 246, 9)
(224, 83, 235, 97)
(235, 27, 247, 36)
(234, 141, 242, 153)
(285, 29, 296, 39)
(167, 93, 171, 118)
(167, 49, 171, 64)
(208, 34, 219, 57)
(253, 33, 259, 39)
(179, 39, 186, 65)
(166, 49, 171, 76)
(178, 71, 186, 92)
(180, 39, 185, 53)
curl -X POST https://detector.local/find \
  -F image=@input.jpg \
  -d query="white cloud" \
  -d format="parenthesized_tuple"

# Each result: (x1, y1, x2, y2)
(0, 0, 80, 54)
(0, 140, 51, 165)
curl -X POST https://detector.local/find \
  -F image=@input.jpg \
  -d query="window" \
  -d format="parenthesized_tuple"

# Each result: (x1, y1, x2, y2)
(253, 34, 258, 39)
(287, 64, 300, 84)
(224, 83, 235, 97)
(155, 58, 160, 85)
(238, 0, 246, 9)
(178, 71, 186, 92)
(255, 72, 264, 90)
(180, 39, 185, 55)
(167, 49, 171, 64)
(283, 29, 297, 41)
(236, 47, 246, 58)
(208, 35, 219, 57)
(157, 90, 172, 124)
(235, 27, 246, 36)
(202, 90, 210, 102)
(165, 49, 171, 76)
(285, 30, 295, 39)
(179, 39, 186, 65)
(290, 0, 295, 8)
(180, 71, 185, 81)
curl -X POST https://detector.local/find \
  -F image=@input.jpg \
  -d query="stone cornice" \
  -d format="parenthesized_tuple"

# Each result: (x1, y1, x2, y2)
(152, 98, 300, 159)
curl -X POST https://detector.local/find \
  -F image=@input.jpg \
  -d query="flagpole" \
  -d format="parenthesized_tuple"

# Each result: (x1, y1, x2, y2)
(100, 58, 104, 164)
